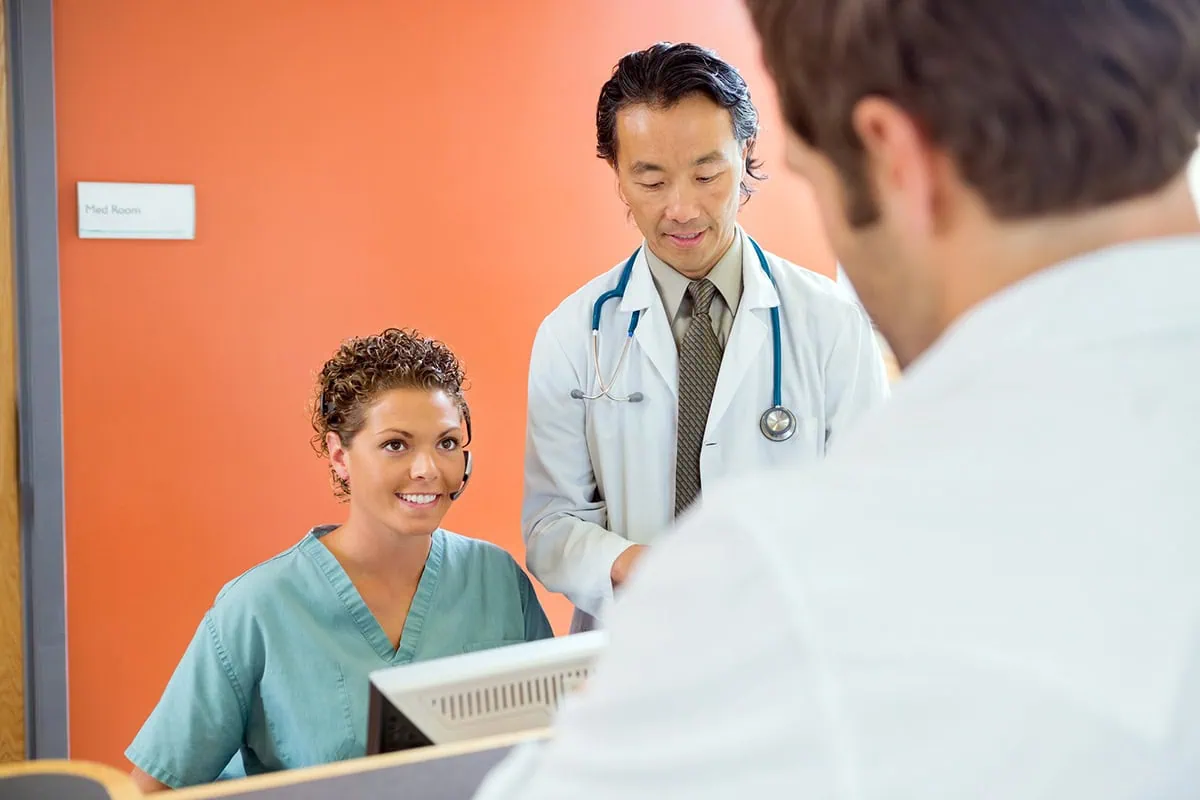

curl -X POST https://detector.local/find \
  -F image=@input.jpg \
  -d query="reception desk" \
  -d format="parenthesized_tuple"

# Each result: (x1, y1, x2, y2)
(0, 730, 544, 799)
(0, 759, 142, 799)
(176, 730, 544, 799)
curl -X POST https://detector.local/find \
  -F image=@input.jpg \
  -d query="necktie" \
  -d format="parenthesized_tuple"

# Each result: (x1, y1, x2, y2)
(675, 279, 722, 516)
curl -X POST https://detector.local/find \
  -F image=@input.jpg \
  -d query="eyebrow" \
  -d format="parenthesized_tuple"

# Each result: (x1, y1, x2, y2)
(377, 427, 461, 438)
(630, 151, 729, 175)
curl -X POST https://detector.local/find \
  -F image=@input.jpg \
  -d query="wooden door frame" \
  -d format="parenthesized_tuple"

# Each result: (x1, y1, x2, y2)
(0, 0, 23, 763)
(5, 0, 69, 760)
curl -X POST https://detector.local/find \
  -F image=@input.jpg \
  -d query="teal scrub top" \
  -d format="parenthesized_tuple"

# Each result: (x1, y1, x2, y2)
(126, 526, 554, 788)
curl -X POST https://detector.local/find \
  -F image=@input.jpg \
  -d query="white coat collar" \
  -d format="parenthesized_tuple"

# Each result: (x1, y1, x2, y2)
(613, 227, 782, 414)
(619, 227, 779, 313)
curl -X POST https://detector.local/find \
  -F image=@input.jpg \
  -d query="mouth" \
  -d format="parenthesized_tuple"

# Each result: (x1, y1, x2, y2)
(664, 230, 707, 249)
(396, 492, 441, 509)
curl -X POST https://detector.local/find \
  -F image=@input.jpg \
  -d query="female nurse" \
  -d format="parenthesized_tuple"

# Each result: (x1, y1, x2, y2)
(127, 328, 554, 792)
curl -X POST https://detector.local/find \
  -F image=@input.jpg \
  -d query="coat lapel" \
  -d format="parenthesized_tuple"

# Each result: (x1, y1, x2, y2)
(620, 247, 679, 400)
(706, 235, 780, 433)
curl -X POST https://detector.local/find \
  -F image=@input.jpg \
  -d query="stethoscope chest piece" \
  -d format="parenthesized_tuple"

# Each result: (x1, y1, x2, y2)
(759, 405, 797, 442)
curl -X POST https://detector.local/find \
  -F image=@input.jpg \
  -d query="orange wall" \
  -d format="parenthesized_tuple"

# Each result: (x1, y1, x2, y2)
(53, 0, 835, 768)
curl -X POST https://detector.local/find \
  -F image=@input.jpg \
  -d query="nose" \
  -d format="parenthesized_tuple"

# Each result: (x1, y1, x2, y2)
(408, 449, 440, 481)
(664, 184, 701, 225)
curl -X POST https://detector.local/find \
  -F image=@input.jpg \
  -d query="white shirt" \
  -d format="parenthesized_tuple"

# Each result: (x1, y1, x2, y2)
(476, 236, 1200, 799)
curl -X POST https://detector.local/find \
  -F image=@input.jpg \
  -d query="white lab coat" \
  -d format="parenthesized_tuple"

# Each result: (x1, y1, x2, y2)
(522, 230, 889, 630)
(477, 235, 1200, 800)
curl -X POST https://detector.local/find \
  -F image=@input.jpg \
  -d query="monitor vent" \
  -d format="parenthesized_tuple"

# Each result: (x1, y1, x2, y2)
(434, 667, 590, 723)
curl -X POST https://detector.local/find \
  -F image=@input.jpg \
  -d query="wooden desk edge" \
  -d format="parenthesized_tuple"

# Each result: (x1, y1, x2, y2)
(173, 727, 552, 799)
(0, 758, 144, 799)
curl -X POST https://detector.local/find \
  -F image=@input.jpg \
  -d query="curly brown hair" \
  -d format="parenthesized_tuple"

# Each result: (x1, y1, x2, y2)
(310, 328, 469, 500)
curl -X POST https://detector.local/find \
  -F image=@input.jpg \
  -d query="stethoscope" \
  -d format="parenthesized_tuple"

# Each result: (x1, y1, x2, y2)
(569, 237, 798, 443)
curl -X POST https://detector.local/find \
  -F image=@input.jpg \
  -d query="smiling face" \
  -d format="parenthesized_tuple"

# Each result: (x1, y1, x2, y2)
(327, 387, 467, 538)
(614, 93, 748, 279)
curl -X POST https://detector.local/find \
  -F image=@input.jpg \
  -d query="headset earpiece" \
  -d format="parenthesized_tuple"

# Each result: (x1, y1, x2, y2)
(448, 404, 473, 501)
(449, 450, 472, 501)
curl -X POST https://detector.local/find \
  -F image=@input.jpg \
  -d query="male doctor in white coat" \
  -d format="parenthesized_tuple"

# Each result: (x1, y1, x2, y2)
(476, 0, 1200, 797)
(522, 42, 889, 631)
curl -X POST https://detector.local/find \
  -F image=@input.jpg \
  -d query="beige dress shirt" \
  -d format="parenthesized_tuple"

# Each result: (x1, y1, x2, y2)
(644, 232, 744, 349)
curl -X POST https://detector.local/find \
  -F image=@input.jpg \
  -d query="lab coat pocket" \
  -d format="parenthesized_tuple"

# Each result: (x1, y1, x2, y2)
(587, 400, 635, 443)
(763, 413, 824, 466)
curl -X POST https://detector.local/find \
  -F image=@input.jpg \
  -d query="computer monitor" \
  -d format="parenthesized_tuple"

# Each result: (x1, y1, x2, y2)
(366, 631, 607, 755)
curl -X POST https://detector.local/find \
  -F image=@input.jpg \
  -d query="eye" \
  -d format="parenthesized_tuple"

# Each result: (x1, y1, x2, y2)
(382, 440, 407, 452)
(697, 172, 722, 184)
(438, 437, 460, 451)
(638, 182, 664, 190)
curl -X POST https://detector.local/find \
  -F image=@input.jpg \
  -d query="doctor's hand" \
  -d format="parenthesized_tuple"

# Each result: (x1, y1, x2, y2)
(610, 545, 648, 588)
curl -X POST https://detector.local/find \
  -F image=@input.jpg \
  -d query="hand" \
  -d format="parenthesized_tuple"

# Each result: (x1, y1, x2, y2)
(610, 544, 648, 588)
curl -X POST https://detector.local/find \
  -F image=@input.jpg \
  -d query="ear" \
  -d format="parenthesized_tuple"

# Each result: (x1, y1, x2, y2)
(734, 140, 751, 186)
(326, 431, 350, 482)
(851, 97, 936, 236)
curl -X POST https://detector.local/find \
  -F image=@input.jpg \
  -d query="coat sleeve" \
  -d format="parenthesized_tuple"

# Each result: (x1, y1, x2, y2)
(521, 315, 634, 619)
(474, 487, 840, 800)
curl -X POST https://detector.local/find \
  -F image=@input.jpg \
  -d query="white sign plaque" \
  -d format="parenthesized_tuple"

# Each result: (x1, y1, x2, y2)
(77, 182, 196, 240)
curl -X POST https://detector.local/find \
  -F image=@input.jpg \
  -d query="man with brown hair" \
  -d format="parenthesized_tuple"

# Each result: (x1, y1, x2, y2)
(474, 2, 1200, 798)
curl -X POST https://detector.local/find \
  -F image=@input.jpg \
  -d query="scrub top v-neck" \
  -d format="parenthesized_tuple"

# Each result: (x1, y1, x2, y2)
(126, 526, 553, 789)
(308, 524, 448, 664)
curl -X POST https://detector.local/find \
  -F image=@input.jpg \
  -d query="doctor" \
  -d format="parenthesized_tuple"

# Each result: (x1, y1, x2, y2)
(522, 42, 889, 631)
(476, 0, 1200, 796)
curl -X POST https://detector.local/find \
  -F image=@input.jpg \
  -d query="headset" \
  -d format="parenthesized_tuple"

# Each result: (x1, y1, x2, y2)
(321, 392, 473, 502)
(449, 405, 473, 501)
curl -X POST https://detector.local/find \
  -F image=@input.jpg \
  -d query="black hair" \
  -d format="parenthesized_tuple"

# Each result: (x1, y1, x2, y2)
(596, 42, 767, 200)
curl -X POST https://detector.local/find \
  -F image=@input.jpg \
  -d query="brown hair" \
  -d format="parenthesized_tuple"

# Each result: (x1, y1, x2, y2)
(744, 0, 1200, 225)
(310, 328, 468, 499)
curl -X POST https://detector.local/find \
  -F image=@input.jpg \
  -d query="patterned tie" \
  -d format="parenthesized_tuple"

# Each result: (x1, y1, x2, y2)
(675, 279, 723, 516)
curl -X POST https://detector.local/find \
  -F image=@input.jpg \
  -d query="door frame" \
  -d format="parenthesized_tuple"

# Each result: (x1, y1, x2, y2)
(7, 0, 69, 759)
